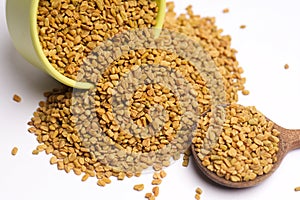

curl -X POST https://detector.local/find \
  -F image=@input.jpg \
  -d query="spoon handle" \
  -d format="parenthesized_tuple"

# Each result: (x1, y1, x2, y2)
(276, 124, 300, 152)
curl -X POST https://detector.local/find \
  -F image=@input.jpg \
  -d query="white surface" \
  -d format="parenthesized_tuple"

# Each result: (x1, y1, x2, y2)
(1, 0, 300, 199)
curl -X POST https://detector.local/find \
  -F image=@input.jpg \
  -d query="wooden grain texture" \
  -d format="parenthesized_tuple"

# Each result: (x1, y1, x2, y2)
(191, 119, 300, 188)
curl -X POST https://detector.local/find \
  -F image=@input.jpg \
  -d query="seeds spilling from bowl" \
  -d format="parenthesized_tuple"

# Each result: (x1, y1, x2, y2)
(37, 0, 158, 80)
(192, 104, 280, 182)
(30, 1, 247, 192)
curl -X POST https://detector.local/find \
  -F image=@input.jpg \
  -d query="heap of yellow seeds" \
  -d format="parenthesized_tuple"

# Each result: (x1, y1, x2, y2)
(29, 2, 247, 189)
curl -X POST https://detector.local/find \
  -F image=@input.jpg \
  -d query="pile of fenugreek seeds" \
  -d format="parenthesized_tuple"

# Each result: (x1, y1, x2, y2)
(26, 0, 272, 199)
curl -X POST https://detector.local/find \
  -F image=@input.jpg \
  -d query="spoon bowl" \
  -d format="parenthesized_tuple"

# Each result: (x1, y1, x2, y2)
(192, 115, 300, 188)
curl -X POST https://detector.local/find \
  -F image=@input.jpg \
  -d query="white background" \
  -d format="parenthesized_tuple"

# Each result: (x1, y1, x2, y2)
(1, 0, 300, 199)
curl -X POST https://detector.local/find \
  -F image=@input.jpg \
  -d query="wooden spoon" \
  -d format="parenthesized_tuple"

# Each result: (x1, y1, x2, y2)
(191, 117, 300, 188)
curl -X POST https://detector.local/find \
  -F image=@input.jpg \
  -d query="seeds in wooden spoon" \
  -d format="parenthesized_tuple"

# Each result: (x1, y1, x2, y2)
(193, 104, 280, 182)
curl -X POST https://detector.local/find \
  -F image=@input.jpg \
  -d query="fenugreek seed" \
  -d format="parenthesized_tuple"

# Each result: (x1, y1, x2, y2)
(230, 175, 241, 182)
(195, 193, 201, 200)
(145, 193, 152, 198)
(151, 178, 162, 185)
(223, 8, 230, 13)
(32, 150, 39, 155)
(228, 148, 237, 157)
(133, 184, 144, 191)
(13, 94, 22, 103)
(11, 147, 18, 156)
(242, 90, 250, 95)
(182, 158, 189, 167)
(240, 25, 246, 29)
(295, 187, 300, 191)
(73, 168, 82, 176)
(81, 173, 89, 182)
(97, 179, 106, 187)
(195, 187, 203, 195)
(284, 64, 289, 69)
(102, 177, 111, 184)
(263, 164, 273, 174)
(152, 186, 159, 197)
(50, 156, 58, 165)
(159, 170, 167, 179)
(117, 172, 126, 180)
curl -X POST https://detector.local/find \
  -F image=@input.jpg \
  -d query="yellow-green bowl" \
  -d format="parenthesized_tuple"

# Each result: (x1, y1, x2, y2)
(6, 0, 166, 89)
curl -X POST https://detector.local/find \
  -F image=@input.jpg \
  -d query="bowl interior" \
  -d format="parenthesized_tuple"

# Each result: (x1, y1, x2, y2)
(30, 0, 166, 89)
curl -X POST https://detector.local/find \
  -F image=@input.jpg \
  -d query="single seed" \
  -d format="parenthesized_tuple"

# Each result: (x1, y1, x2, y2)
(133, 184, 144, 191)
(13, 94, 22, 103)
(50, 156, 58, 164)
(151, 178, 162, 185)
(97, 179, 106, 187)
(284, 64, 289, 69)
(223, 8, 230, 13)
(195, 187, 203, 194)
(11, 147, 18, 156)
(242, 90, 250, 95)
(152, 186, 159, 197)
(145, 193, 152, 198)
(160, 170, 167, 178)
(81, 173, 89, 182)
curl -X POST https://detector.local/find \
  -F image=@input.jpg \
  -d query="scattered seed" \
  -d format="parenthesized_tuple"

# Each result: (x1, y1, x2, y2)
(195, 187, 203, 195)
(242, 89, 250, 95)
(240, 25, 246, 29)
(11, 147, 18, 156)
(152, 186, 159, 197)
(151, 178, 162, 185)
(145, 193, 153, 198)
(284, 64, 289, 69)
(223, 8, 230, 13)
(133, 184, 144, 191)
(97, 179, 106, 187)
(13, 94, 22, 103)
(81, 173, 90, 182)
(159, 170, 167, 179)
